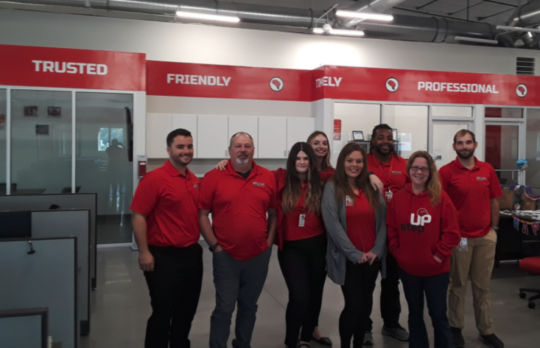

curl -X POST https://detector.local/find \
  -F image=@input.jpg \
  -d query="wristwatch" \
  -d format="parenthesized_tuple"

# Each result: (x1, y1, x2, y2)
(492, 226, 500, 231)
(209, 242, 220, 252)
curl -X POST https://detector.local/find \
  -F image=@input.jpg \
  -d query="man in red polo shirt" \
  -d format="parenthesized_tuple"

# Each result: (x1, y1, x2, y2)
(199, 132, 276, 348)
(439, 129, 504, 348)
(365, 123, 409, 344)
(131, 128, 202, 348)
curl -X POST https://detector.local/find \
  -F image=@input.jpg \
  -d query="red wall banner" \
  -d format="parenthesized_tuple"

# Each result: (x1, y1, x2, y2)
(146, 61, 313, 101)
(0, 44, 146, 91)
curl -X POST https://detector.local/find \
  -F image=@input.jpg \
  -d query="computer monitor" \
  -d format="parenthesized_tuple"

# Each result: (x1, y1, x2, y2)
(352, 130, 364, 141)
(0, 211, 31, 238)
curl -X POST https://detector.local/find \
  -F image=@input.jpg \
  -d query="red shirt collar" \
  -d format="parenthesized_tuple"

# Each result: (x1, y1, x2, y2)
(451, 156, 480, 171)
(225, 159, 261, 178)
(163, 160, 192, 177)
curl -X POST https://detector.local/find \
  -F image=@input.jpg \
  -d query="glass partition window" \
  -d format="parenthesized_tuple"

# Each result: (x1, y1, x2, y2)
(486, 125, 519, 187)
(11, 90, 71, 194)
(432, 121, 471, 169)
(431, 105, 472, 118)
(485, 107, 523, 118)
(383, 105, 428, 159)
(0, 89, 5, 194)
(526, 109, 540, 190)
(76, 92, 133, 244)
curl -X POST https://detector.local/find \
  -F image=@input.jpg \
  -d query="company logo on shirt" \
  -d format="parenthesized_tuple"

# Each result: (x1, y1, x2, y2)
(193, 184, 199, 189)
(32, 60, 108, 75)
(410, 208, 432, 227)
(476, 176, 488, 181)
(252, 182, 266, 187)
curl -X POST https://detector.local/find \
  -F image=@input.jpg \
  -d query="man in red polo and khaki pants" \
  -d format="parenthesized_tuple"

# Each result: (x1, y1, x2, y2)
(131, 128, 203, 348)
(199, 131, 277, 348)
(439, 129, 504, 348)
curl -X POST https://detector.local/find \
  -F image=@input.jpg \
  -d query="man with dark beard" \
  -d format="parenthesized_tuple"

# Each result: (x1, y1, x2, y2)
(439, 129, 504, 348)
(364, 124, 409, 344)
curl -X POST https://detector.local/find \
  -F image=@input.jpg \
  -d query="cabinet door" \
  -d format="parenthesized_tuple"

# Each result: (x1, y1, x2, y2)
(228, 116, 259, 157)
(258, 116, 287, 158)
(197, 115, 229, 158)
(146, 113, 172, 158)
(171, 114, 198, 157)
(287, 117, 315, 152)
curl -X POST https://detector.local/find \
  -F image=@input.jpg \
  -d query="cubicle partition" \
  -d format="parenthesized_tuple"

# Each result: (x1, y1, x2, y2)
(0, 307, 48, 348)
(0, 237, 78, 348)
(0, 193, 97, 289)
(32, 209, 91, 335)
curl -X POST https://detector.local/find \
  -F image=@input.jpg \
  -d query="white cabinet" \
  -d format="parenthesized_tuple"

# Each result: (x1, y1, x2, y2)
(197, 115, 229, 158)
(258, 116, 287, 158)
(146, 113, 198, 158)
(228, 116, 258, 157)
(171, 114, 197, 157)
(146, 113, 171, 158)
(287, 117, 315, 150)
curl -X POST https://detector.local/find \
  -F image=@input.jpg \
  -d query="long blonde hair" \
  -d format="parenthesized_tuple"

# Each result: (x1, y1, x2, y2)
(407, 151, 442, 205)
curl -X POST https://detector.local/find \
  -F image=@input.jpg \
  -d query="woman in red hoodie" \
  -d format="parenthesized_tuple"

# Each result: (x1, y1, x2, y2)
(387, 151, 460, 348)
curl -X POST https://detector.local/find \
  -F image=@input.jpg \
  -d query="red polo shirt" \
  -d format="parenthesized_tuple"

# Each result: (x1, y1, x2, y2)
(439, 157, 503, 238)
(199, 160, 276, 260)
(130, 160, 200, 248)
(366, 153, 408, 198)
(346, 191, 376, 253)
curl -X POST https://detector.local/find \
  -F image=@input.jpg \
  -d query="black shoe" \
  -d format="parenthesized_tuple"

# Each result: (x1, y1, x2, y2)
(381, 325, 409, 342)
(481, 334, 504, 348)
(311, 335, 332, 346)
(450, 327, 465, 348)
(362, 331, 373, 346)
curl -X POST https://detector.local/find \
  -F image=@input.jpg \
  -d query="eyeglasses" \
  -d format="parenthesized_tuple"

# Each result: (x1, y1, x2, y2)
(410, 166, 429, 173)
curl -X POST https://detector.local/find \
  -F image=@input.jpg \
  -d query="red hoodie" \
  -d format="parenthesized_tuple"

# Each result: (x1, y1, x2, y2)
(387, 184, 460, 277)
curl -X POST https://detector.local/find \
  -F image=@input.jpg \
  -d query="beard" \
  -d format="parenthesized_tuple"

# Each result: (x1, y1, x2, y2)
(374, 143, 394, 156)
(456, 149, 474, 160)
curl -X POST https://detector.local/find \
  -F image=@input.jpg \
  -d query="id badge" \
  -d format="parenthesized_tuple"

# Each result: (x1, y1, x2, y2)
(458, 237, 468, 252)
(298, 213, 306, 227)
(385, 188, 393, 201)
(345, 195, 354, 206)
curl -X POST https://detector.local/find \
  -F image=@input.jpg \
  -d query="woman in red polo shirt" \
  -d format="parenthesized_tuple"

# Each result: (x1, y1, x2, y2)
(387, 151, 460, 348)
(321, 142, 387, 348)
(274, 141, 328, 348)
(307, 131, 334, 182)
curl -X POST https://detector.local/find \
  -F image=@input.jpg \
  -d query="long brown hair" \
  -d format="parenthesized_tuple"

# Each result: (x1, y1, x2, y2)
(307, 131, 332, 171)
(407, 151, 442, 205)
(282, 142, 322, 214)
(332, 142, 379, 210)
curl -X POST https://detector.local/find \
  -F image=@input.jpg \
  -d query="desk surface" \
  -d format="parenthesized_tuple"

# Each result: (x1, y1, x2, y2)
(501, 210, 540, 222)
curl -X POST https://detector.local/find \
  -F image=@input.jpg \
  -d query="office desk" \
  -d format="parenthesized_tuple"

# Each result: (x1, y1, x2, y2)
(496, 210, 540, 261)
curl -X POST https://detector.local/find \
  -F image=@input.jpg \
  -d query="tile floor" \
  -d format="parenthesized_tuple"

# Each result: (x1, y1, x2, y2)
(81, 246, 540, 348)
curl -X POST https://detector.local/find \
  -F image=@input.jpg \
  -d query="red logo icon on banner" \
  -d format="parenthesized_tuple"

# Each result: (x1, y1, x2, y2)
(516, 83, 528, 98)
(269, 77, 284, 92)
(386, 77, 399, 92)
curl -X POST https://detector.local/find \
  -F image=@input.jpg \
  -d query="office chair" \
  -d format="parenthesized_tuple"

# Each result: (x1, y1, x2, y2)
(519, 256, 540, 309)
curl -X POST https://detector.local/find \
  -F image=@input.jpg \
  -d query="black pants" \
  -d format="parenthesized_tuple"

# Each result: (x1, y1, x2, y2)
(340, 260, 380, 348)
(144, 243, 203, 348)
(368, 252, 402, 330)
(278, 234, 327, 348)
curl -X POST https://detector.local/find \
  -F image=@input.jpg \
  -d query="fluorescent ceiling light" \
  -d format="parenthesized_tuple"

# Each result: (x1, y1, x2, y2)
(176, 10, 240, 24)
(454, 36, 498, 45)
(312, 25, 365, 37)
(335, 10, 393, 22)
(497, 25, 540, 33)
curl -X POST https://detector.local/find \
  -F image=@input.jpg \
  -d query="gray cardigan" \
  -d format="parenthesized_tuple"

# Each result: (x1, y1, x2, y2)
(322, 181, 387, 285)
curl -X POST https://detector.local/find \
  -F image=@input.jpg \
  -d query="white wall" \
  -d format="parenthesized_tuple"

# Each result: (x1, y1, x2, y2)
(0, 9, 538, 74)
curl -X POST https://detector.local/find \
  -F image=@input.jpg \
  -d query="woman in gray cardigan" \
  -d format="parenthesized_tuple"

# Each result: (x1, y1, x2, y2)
(321, 142, 386, 348)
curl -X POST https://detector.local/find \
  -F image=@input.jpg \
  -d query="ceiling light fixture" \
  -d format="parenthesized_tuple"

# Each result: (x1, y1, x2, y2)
(497, 25, 540, 34)
(454, 36, 498, 45)
(312, 24, 365, 37)
(176, 10, 240, 24)
(335, 10, 393, 22)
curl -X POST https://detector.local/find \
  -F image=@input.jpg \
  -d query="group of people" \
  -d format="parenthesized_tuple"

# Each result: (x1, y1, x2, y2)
(130, 124, 504, 348)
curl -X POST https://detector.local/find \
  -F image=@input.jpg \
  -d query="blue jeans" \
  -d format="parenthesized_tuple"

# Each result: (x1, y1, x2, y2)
(399, 270, 451, 348)
(210, 247, 272, 348)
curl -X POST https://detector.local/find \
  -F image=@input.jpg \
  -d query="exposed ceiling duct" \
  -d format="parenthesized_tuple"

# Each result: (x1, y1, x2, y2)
(0, 0, 538, 49)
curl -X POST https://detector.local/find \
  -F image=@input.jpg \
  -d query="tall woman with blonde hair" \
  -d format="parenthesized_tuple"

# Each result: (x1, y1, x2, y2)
(387, 151, 460, 348)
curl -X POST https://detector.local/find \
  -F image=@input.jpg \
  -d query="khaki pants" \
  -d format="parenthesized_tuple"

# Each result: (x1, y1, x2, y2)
(448, 228, 497, 335)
